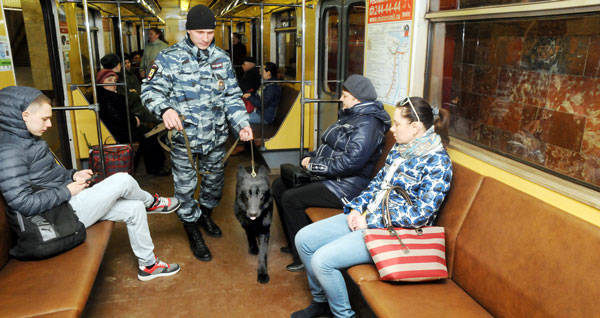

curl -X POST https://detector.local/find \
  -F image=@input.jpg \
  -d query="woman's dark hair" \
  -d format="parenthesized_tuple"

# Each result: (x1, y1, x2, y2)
(123, 53, 131, 62)
(396, 97, 450, 147)
(264, 62, 278, 79)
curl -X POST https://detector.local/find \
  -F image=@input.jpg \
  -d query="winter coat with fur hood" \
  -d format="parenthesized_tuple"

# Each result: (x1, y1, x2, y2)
(306, 100, 391, 204)
(0, 86, 75, 217)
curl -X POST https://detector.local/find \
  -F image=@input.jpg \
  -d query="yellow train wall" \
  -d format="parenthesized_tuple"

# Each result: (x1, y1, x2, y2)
(0, 0, 16, 89)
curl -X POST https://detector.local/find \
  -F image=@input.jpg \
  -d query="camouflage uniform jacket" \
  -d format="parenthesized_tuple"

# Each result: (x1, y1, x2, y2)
(141, 38, 249, 154)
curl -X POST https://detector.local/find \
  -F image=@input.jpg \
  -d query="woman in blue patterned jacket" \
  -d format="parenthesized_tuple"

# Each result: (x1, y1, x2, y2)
(292, 97, 453, 318)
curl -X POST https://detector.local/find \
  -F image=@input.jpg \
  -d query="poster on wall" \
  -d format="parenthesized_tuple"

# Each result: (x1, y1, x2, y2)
(0, 35, 12, 71)
(58, 6, 70, 51)
(364, 0, 414, 106)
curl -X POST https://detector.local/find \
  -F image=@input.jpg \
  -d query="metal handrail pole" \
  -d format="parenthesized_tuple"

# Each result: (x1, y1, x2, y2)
(83, 0, 106, 176)
(303, 99, 343, 103)
(141, 17, 145, 50)
(259, 2, 264, 140)
(71, 83, 127, 88)
(299, 0, 306, 162)
(118, 3, 133, 144)
(52, 104, 100, 111)
(59, 0, 138, 3)
(243, 2, 313, 9)
(222, 22, 226, 48)
(230, 18, 234, 61)
(217, 16, 254, 20)
(263, 80, 311, 84)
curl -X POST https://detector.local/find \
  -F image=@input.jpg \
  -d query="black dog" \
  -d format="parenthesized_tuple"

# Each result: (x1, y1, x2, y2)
(234, 165, 273, 284)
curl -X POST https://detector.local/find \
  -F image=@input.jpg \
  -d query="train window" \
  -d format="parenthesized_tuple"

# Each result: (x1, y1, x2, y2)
(323, 8, 339, 92)
(274, 10, 297, 78)
(4, 6, 32, 86)
(76, 7, 101, 82)
(236, 22, 245, 34)
(274, 9, 296, 28)
(427, 13, 600, 190)
(429, 0, 546, 11)
(346, 3, 365, 76)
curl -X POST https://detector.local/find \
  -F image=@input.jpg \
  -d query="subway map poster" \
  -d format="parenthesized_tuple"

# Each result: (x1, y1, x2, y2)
(365, 0, 414, 106)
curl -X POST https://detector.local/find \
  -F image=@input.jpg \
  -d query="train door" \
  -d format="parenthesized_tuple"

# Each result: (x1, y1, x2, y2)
(317, 0, 366, 144)
(2, 0, 72, 166)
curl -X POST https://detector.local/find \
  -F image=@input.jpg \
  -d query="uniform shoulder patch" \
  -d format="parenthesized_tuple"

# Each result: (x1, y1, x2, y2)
(147, 64, 159, 81)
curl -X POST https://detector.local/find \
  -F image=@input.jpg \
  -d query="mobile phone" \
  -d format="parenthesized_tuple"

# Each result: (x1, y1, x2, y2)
(85, 173, 99, 183)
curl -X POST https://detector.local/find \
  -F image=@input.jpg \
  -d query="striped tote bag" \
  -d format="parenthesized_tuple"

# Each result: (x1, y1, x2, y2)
(363, 186, 448, 282)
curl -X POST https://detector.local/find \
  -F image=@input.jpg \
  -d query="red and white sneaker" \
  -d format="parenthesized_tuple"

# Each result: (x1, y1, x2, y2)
(146, 193, 181, 214)
(137, 258, 181, 281)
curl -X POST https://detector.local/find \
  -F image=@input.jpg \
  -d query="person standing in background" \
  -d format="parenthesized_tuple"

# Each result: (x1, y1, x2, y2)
(232, 33, 247, 79)
(140, 28, 169, 78)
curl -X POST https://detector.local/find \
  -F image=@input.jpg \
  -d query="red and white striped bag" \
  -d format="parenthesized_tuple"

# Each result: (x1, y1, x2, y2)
(363, 186, 448, 282)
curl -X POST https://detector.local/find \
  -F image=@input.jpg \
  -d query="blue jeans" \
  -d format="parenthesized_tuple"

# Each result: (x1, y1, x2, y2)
(248, 111, 274, 124)
(295, 213, 372, 318)
(248, 111, 263, 124)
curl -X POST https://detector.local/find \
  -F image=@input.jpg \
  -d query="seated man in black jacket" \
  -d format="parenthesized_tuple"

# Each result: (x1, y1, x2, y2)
(0, 86, 180, 281)
(272, 75, 391, 271)
(96, 69, 168, 176)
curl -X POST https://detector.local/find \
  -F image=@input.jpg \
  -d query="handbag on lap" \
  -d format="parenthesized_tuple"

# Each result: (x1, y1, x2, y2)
(280, 163, 324, 188)
(363, 186, 448, 282)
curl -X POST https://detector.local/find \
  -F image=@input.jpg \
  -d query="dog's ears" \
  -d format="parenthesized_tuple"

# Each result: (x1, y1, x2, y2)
(237, 165, 249, 179)
(257, 165, 270, 177)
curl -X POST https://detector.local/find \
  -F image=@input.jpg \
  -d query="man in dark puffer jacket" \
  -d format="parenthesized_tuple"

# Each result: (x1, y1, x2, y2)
(272, 75, 391, 271)
(0, 86, 180, 281)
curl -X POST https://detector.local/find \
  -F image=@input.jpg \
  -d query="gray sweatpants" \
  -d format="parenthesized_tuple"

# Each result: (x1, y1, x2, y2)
(69, 173, 156, 267)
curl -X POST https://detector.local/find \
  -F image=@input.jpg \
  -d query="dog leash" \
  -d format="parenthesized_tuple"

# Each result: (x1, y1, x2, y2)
(250, 140, 256, 178)
(144, 117, 240, 176)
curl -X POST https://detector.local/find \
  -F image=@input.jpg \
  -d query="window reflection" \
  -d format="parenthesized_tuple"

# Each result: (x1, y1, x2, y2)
(324, 8, 339, 92)
(429, 0, 546, 11)
(429, 14, 600, 189)
(346, 3, 365, 75)
(274, 10, 297, 78)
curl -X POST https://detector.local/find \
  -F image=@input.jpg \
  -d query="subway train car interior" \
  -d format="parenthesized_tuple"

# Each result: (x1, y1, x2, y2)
(1, 0, 600, 317)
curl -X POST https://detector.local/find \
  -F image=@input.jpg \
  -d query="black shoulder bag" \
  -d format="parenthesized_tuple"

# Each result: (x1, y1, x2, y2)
(9, 201, 86, 260)
(280, 163, 324, 188)
(7, 150, 86, 260)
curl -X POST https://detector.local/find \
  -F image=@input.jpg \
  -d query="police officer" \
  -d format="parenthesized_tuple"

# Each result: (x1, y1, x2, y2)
(141, 5, 253, 261)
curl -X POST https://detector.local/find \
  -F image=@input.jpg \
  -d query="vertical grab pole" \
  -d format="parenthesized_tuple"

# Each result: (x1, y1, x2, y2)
(222, 22, 226, 48)
(141, 17, 145, 50)
(299, 0, 306, 162)
(230, 18, 234, 59)
(83, 0, 106, 176)
(259, 3, 264, 141)
(118, 3, 133, 144)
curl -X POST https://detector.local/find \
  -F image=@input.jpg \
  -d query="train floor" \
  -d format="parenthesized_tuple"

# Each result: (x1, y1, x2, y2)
(83, 152, 312, 317)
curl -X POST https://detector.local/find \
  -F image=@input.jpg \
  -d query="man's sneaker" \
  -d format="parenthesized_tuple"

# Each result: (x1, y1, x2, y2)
(147, 193, 181, 214)
(137, 259, 181, 281)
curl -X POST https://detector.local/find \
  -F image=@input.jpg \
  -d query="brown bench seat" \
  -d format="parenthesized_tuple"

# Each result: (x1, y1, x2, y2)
(305, 150, 600, 316)
(252, 84, 299, 142)
(0, 195, 113, 318)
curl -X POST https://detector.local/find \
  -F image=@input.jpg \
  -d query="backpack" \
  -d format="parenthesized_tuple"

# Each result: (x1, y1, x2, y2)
(8, 201, 86, 260)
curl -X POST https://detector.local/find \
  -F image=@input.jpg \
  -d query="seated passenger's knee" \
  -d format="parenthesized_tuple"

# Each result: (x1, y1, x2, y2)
(106, 172, 135, 184)
(311, 249, 332, 273)
(294, 226, 310, 252)
(124, 201, 147, 224)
